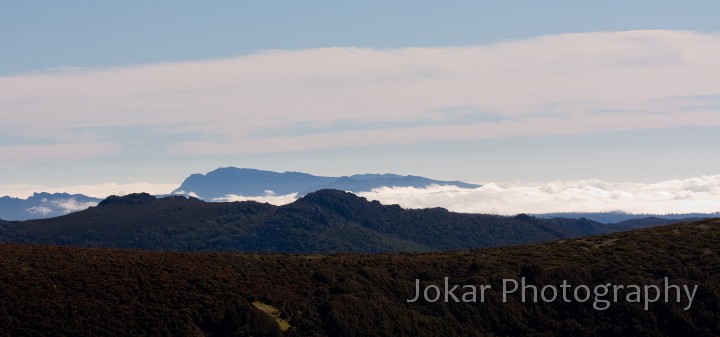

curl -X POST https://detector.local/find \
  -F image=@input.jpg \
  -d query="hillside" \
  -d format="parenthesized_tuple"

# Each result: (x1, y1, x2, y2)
(174, 167, 480, 199)
(1, 219, 718, 336)
(0, 190, 688, 253)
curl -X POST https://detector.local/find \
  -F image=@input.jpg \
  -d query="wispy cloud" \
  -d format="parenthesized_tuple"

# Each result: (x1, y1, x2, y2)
(49, 198, 99, 213)
(25, 197, 100, 215)
(0, 142, 122, 165)
(2, 30, 720, 162)
(26, 205, 53, 215)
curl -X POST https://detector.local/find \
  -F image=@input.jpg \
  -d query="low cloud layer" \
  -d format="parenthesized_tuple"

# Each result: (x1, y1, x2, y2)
(6, 175, 720, 215)
(26, 197, 99, 215)
(211, 191, 299, 205)
(49, 198, 100, 213)
(357, 175, 720, 215)
(2, 182, 178, 199)
(184, 175, 720, 215)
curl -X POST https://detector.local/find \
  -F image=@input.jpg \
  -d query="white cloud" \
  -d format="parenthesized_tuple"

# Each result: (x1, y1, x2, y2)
(165, 175, 720, 215)
(22, 197, 98, 215)
(0, 182, 178, 199)
(2, 30, 720, 162)
(173, 190, 200, 198)
(356, 176, 720, 215)
(26, 205, 52, 215)
(7, 176, 720, 215)
(49, 198, 99, 213)
(211, 191, 298, 205)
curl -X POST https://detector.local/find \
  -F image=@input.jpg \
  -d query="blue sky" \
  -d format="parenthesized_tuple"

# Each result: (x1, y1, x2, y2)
(3, 1, 720, 75)
(1, 1, 720, 214)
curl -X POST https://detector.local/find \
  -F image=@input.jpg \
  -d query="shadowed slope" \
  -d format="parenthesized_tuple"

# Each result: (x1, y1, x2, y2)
(0, 190, 697, 253)
(1, 219, 718, 336)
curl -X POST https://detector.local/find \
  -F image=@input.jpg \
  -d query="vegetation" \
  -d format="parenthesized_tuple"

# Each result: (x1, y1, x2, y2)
(0, 190, 697, 253)
(1, 219, 718, 336)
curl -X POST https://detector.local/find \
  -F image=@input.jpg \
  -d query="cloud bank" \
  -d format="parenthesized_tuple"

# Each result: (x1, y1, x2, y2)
(5, 175, 720, 215)
(211, 190, 299, 205)
(1, 183, 178, 199)
(181, 175, 720, 215)
(2, 30, 720, 164)
(357, 175, 720, 215)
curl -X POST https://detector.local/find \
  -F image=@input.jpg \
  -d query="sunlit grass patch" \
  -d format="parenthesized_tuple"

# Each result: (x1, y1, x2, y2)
(252, 301, 290, 332)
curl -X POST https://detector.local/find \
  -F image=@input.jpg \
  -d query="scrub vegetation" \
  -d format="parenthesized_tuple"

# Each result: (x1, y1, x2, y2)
(1, 219, 718, 336)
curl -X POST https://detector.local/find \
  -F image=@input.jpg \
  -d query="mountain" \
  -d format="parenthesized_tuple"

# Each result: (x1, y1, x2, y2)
(0, 189, 696, 253)
(0, 192, 101, 221)
(1, 218, 718, 336)
(173, 167, 480, 199)
(534, 211, 720, 223)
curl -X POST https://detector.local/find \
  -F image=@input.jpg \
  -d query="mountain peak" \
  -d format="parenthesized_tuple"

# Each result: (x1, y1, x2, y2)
(297, 189, 369, 205)
(173, 167, 480, 199)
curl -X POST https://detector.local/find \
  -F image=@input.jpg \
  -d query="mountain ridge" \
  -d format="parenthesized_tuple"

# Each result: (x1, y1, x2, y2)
(0, 189, 701, 253)
(0, 192, 102, 221)
(173, 167, 481, 199)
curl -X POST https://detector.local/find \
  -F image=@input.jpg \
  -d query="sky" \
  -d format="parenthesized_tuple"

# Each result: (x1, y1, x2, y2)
(1, 1, 720, 213)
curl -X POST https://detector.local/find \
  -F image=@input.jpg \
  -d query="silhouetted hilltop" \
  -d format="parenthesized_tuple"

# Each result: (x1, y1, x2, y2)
(98, 192, 159, 206)
(173, 167, 480, 199)
(0, 189, 697, 253)
(1, 218, 718, 336)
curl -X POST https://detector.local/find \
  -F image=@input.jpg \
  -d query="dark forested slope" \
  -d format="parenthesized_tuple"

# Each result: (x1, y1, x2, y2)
(0, 190, 685, 253)
(1, 219, 718, 336)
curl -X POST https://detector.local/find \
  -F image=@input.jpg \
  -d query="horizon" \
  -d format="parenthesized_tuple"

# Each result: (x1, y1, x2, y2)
(2, 166, 719, 216)
(2, 2, 719, 214)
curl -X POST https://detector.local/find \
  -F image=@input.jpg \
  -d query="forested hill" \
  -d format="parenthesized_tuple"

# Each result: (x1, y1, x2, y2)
(1, 218, 718, 336)
(0, 189, 694, 253)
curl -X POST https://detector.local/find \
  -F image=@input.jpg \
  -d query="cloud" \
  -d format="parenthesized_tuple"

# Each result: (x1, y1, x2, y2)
(0, 142, 122, 165)
(356, 176, 720, 215)
(167, 175, 720, 215)
(211, 191, 298, 205)
(2, 30, 720, 162)
(9, 176, 720, 215)
(0, 182, 178, 199)
(24, 197, 99, 215)
(49, 198, 99, 213)
(26, 205, 53, 215)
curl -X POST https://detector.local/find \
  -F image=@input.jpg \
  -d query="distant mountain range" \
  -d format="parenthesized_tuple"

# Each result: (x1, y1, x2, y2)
(0, 189, 701, 253)
(534, 211, 720, 224)
(0, 193, 102, 221)
(173, 167, 481, 199)
(2, 168, 718, 222)
(0, 167, 480, 220)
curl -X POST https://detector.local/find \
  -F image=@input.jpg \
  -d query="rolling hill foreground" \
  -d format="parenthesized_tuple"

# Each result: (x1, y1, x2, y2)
(0, 190, 693, 253)
(1, 218, 718, 336)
